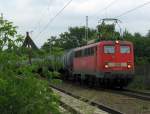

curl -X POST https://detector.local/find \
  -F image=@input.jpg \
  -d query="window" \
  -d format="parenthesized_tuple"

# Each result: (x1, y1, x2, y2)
(84, 47, 95, 56)
(84, 48, 88, 56)
(120, 46, 130, 54)
(76, 47, 96, 57)
(104, 46, 115, 54)
(75, 50, 82, 57)
(91, 48, 94, 55)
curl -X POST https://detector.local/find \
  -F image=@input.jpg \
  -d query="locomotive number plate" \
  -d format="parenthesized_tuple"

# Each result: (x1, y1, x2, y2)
(115, 63, 121, 67)
(108, 63, 127, 67)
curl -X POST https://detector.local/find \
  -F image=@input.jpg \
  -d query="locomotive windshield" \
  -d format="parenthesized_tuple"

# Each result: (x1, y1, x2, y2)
(104, 46, 115, 54)
(120, 46, 130, 54)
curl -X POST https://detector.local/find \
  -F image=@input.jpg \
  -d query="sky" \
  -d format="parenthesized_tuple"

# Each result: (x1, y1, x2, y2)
(0, 0, 150, 47)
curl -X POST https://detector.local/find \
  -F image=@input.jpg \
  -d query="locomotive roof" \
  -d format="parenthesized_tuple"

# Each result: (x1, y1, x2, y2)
(74, 40, 132, 51)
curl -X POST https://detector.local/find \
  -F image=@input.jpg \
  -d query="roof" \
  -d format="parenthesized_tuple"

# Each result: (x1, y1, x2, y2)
(22, 32, 38, 50)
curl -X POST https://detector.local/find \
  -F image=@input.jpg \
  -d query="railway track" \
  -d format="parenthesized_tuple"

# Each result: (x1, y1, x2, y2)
(65, 80, 150, 101)
(115, 89, 150, 101)
(99, 88, 150, 101)
(95, 88, 150, 101)
(126, 89, 150, 96)
(40, 76, 149, 113)
(50, 84, 123, 114)
(53, 88, 109, 114)
(51, 81, 150, 114)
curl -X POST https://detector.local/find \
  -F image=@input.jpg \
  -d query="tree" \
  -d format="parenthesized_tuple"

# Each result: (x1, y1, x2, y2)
(134, 32, 142, 38)
(146, 30, 150, 38)
(0, 15, 61, 114)
(123, 29, 133, 39)
(0, 15, 24, 51)
(97, 23, 120, 40)
(42, 36, 57, 53)
(43, 26, 97, 50)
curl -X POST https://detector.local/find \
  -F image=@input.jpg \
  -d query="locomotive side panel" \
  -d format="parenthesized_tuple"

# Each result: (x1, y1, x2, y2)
(74, 56, 96, 73)
(73, 46, 98, 74)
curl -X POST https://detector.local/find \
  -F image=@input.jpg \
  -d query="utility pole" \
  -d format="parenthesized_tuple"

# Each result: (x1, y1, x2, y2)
(0, 13, 3, 38)
(85, 16, 88, 44)
(1, 13, 3, 19)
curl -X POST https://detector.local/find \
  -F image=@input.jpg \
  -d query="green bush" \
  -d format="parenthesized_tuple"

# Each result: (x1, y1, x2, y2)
(0, 52, 61, 114)
(128, 75, 149, 90)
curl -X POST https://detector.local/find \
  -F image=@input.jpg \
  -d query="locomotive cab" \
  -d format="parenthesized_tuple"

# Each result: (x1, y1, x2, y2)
(102, 40, 134, 71)
(99, 40, 134, 86)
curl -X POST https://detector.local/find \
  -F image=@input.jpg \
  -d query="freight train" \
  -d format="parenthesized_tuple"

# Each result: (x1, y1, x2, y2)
(61, 40, 134, 88)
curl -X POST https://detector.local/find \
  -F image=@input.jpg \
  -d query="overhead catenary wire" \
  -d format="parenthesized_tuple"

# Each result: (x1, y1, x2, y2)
(32, 0, 53, 31)
(35, 0, 117, 38)
(92, 0, 118, 18)
(101, 0, 118, 12)
(115, 1, 150, 18)
(35, 0, 73, 38)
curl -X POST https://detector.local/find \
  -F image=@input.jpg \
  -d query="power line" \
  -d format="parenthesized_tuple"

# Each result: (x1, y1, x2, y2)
(32, 0, 53, 31)
(102, 0, 118, 11)
(92, 0, 118, 17)
(115, 1, 150, 18)
(35, 0, 73, 38)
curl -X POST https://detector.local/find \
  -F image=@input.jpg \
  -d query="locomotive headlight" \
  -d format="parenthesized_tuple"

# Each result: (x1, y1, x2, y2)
(115, 40, 119, 44)
(127, 65, 131, 69)
(105, 64, 109, 68)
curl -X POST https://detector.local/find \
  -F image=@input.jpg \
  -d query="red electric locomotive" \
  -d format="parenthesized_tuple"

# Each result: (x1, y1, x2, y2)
(62, 40, 134, 88)
(62, 19, 134, 88)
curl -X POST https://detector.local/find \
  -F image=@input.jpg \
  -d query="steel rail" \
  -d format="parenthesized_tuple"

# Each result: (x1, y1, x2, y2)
(64, 80, 150, 101)
(118, 89, 150, 101)
(50, 84, 123, 114)
(125, 89, 150, 96)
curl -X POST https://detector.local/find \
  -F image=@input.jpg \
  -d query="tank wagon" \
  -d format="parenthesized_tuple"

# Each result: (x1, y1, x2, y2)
(61, 40, 134, 88)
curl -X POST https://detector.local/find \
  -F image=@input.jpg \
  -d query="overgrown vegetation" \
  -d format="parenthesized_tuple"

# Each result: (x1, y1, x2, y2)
(0, 15, 61, 114)
(128, 75, 149, 90)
